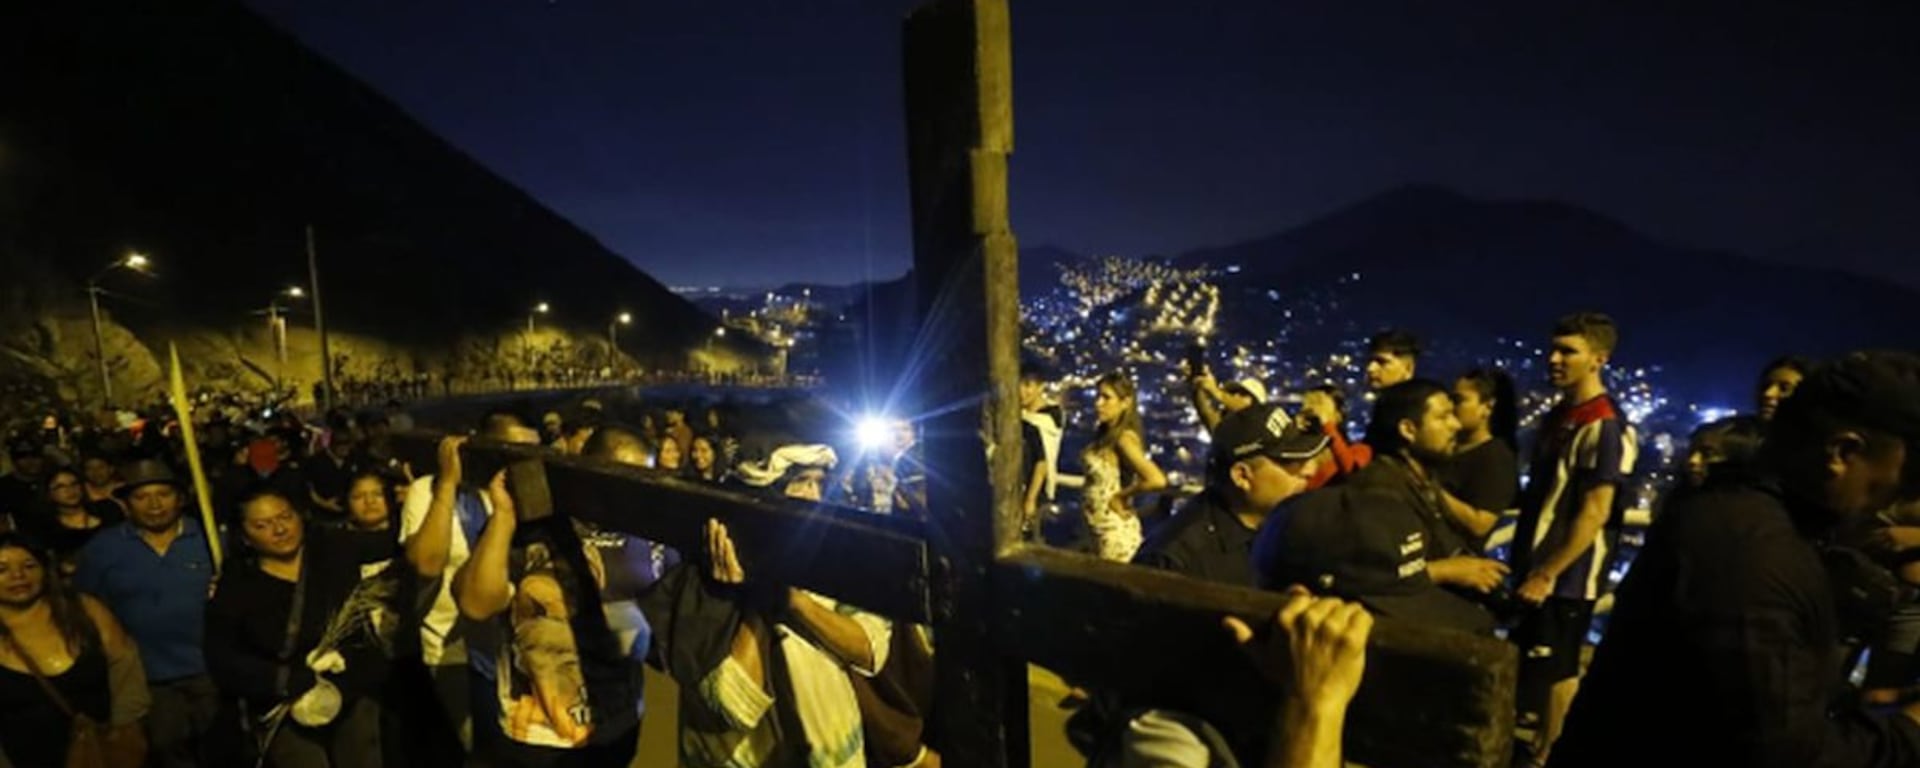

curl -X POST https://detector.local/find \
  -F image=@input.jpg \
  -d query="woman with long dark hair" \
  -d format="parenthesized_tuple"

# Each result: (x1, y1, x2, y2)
(20, 468, 125, 576)
(0, 533, 149, 766)
(1447, 368, 1522, 528)
(1081, 371, 1167, 562)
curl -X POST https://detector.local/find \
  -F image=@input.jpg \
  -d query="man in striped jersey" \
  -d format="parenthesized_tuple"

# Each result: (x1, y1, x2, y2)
(1509, 312, 1638, 766)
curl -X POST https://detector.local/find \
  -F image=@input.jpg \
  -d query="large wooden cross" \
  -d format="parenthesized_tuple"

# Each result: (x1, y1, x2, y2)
(396, 2, 1514, 765)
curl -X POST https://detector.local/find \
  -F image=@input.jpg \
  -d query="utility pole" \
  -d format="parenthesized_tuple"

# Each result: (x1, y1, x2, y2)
(88, 284, 112, 407)
(85, 252, 151, 410)
(307, 226, 334, 413)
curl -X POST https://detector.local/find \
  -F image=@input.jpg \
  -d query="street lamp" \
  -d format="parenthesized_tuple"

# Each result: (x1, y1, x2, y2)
(263, 286, 307, 388)
(608, 311, 632, 374)
(524, 301, 551, 381)
(86, 252, 153, 408)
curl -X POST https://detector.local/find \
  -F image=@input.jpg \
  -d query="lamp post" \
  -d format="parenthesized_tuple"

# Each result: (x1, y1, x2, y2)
(608, 311, 631, 377)
(524, 301, 550, 384)
(86, 252, 151, 408)
(264, 286, 306, 391)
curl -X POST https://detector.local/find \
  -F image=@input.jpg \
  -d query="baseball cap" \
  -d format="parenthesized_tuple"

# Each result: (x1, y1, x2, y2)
(1784, 351, 1920, 498)
(1209, 403, 1329, 474)
(1784, 351, 1920, 442)
(1252, 485, 1494, 635)
(1222, 378, 1269, 405)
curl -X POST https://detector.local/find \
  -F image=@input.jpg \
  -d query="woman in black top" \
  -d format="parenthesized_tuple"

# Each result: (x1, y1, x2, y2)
(204, 489, 401, 768)
(1448, 368, 1521, 518)
(0, 533, 149, 766)
(20, 468, 125, 577)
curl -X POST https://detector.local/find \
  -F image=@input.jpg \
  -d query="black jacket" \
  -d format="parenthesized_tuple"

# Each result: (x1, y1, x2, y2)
(1553, 479, 1920, 767)
(1133, 490, 1259, 587)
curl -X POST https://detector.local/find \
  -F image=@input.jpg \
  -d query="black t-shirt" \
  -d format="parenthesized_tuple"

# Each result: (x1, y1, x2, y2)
(1444, 438, 1519, 519)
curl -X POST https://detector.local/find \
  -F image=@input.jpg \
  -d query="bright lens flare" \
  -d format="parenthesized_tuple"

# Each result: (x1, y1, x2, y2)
(855, 416, 893, 451)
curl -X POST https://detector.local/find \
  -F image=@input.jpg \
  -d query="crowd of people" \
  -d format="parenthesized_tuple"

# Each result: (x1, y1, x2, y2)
(1009, 312, 1920, 767)
(3, 310, 1919, 767)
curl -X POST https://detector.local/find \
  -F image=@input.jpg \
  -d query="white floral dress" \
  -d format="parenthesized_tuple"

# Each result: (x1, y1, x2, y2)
(1082, 446, 1142, 562)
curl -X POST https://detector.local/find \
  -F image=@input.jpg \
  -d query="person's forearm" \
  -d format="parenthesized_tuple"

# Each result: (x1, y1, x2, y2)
(405, 478, 458, 577)
(1024, 461, 1047, 510)
(1535, 489, 1614, 580)
(1267, 697, 1345, 768)
(1195, 390, 1222, 431)
(454, 514, 513, 621)
(787, 591, 876, 672)
(1441, 491, 1499, 539)
(1427, 557, 1467, 588)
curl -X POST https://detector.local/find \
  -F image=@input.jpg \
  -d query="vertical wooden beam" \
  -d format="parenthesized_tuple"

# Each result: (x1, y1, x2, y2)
(903, 0, 1026, 766)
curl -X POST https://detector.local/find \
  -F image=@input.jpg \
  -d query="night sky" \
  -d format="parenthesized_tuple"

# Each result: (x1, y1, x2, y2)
(247, 1, 1918, 291)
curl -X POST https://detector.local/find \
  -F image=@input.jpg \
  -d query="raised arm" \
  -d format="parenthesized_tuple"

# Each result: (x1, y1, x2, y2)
(452, 470, 515, 622)
(404, 436, 465, 578)
(786, 590, 889, 675)
(1224, 588, 1372, 768)
(1191, 370, 1225, 432)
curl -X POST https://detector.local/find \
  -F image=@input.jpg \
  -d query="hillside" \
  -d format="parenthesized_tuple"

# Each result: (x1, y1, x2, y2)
(0, 0, 749, 411)
(1168, 186, 1920, 403)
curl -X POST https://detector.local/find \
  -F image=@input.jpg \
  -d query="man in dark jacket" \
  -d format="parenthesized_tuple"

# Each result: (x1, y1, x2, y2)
(1552, 351, 1920, 768)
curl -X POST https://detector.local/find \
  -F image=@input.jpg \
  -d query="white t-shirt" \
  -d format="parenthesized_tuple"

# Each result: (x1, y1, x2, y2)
(399, 474, 493, 666)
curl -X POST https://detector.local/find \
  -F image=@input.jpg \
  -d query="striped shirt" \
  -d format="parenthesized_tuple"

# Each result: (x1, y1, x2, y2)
(1512, 394, 1638, 601)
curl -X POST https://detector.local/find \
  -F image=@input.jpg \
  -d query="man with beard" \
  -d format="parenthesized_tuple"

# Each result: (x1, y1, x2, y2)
(1345, 380, 1512, 598)
(1553, 353, 1920, 767)
(74, 460, 220, 768)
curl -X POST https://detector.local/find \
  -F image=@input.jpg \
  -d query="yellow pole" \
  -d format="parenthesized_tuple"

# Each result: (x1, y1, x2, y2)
(167, 343, 224, 571)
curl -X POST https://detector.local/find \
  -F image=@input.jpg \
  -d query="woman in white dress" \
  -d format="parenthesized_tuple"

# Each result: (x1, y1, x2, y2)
(1081, 371, 1167, 562)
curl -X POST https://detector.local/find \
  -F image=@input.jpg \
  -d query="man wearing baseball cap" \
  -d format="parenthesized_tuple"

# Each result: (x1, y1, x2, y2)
(1553, 351, 1920, 768)
(1134, 403, 1327, 587)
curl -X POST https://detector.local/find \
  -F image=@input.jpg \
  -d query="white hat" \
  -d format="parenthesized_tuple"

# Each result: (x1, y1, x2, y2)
(1224, 378, 1269, 405)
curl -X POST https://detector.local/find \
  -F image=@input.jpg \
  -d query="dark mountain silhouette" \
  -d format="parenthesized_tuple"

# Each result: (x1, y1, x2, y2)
(1171, 185, 1920, 403)
(1, 0, 732, 382)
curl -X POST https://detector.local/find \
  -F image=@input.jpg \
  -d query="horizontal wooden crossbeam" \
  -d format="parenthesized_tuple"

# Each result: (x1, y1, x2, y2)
(389, 431, 935, 624)
(388, 430, 1515, 768)
(992, 546, 1516, 768)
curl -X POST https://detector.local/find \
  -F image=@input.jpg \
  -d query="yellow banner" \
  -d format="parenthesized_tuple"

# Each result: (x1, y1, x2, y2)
(167, 343, 224, 571)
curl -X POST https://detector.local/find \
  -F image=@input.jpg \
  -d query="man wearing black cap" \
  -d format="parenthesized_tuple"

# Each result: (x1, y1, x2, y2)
(1552, 351, 1920, 768)
(1135, 403, 1327, 586)
(74, 459, 220, 768)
